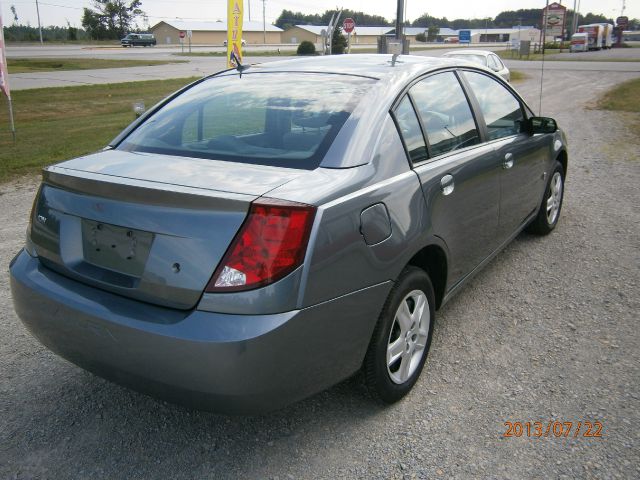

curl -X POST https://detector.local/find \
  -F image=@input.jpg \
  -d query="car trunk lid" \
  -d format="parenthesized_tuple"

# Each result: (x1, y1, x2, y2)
(29, 150, 304, 310)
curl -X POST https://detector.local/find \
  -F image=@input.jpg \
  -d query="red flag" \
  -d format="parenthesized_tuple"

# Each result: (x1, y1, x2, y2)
(0, 6, 10, 98)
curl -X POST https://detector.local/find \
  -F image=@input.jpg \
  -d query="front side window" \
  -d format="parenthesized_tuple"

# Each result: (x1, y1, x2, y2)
(463, 71, 524, 140)
(119, 73, 376, 169)
(410, 72, 480, 157)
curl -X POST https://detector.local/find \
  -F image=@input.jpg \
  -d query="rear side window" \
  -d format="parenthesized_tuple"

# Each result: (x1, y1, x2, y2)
(119, 73, 376, 169)
(393, 96, 428, 163)
(463, 71, 524, 140)
(410, 72, 480, 157)
(487, 55, 500, 71)
(491, 55, 505, 71)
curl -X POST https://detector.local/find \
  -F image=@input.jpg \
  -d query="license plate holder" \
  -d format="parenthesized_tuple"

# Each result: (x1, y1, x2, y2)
(81, 219, 153, 277)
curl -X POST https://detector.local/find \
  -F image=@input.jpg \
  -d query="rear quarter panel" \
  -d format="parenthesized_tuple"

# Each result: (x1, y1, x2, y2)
(270, 115, 443, 307)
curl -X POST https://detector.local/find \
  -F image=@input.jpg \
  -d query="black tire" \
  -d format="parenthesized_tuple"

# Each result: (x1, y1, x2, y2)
(364, 266, 435, 403)
(526, 161, 565, 235)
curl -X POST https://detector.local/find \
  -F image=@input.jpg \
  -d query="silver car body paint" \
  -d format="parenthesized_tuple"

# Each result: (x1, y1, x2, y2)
(10, 55, 567, 413)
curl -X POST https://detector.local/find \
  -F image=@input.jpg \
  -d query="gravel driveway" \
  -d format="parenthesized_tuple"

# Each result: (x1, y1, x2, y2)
(1, 68, 639, 479)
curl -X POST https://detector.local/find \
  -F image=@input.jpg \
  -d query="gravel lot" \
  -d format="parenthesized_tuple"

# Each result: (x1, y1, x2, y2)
(1, 67, 639, 479)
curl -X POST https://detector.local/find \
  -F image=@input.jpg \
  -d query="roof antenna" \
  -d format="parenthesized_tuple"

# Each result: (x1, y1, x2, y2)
(230, 50, 249, 77)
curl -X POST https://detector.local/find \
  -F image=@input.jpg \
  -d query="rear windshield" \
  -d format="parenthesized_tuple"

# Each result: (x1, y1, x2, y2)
(118, 72, 376, 169)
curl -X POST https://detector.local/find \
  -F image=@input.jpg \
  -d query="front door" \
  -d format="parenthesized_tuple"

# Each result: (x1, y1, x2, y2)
(461, 71, 547, 238)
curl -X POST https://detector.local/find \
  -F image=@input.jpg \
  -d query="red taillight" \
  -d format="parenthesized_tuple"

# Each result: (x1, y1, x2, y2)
(205, 198, 316, 292)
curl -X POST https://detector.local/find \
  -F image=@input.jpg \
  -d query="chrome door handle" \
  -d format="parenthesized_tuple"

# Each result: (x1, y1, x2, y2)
(503, 153, 514, 169)
(440, 174, 454, 196)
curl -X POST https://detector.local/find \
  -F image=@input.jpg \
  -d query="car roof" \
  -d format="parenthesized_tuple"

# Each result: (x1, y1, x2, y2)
(221, 54, 463, 81)
(443, 50, 494, 57)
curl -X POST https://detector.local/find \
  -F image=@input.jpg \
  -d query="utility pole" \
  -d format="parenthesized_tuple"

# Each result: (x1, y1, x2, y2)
(518, 17, 522, 42)
(248, 0, 251, 22)
(395, 0, 404, 40)
(542, 0, 550, 54)
(262, 0, 266, 44)
(35, 0, 43, 44)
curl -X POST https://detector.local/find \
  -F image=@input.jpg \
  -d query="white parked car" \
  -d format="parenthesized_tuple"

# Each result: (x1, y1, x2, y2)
(442, 50, 511, 82)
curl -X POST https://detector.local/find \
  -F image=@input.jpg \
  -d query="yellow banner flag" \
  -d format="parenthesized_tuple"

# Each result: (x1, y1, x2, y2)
(227, 0, 244, 68)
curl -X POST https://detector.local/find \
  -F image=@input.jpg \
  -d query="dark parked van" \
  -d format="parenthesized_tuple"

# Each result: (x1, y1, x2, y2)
(121, 33, 156, 47)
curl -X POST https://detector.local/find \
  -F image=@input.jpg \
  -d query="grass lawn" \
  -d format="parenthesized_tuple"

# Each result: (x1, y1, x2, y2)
(509, 70, 527, 82)
(0, 77, 199, 182)
(596, 78, 640, 148)
(596, 78, 640, 112)
(7, 57, 186, 73)
(497, 49, 640, 62)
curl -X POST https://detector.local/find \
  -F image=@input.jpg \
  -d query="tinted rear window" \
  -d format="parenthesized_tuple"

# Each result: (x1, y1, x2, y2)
(118, 72, 376, 169)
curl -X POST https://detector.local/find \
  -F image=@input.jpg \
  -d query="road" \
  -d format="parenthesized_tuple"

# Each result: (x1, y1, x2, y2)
(1, 53, 639, 479)
(5, 43, 640, 90)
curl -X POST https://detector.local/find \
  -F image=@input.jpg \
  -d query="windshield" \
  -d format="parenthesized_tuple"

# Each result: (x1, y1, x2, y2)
(445, 54, 488, 66)
(118, 72, 376, 169)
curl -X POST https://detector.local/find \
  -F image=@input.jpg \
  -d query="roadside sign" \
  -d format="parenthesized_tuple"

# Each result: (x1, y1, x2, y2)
(187, 30, 193, 38)
(179, 31, 185, 39)
(343, 18, 355, 34)
(542, 2, 567, 38)
(616, 16, 628, 28)
(458, 30, 471, 43)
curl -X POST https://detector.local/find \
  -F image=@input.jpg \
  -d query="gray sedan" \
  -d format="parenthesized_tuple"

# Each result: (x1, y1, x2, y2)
(10, 55, 567, 413)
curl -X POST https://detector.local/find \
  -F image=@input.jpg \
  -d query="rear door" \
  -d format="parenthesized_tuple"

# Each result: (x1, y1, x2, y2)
(393, 71, 502, 285)
(461, 71, 548, 239)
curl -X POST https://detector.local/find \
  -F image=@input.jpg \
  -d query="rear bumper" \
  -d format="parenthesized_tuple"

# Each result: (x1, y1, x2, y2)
(10, 250, 391, 414)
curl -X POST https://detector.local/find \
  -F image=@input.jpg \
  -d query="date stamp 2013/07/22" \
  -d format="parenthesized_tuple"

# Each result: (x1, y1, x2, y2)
(503, 421, 604, 438)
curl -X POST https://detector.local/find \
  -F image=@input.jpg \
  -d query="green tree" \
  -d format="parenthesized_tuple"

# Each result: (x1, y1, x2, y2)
(427, 25, 439, 41)
(275, 9, 321, 30)
(331, 25, 347, 54)
(67, 20, 78, 41)
(494, 9, 541, 28)
(4, 24, 86, 42)
(297, 40, 316, 55)
(321, 10, 390, 26)
(412, 13, 449, 28)
(82, 1, 144, 40)
(275, 9, 391, 30)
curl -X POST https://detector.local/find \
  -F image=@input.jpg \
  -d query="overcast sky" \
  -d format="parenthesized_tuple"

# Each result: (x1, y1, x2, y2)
(1, 0, 636, 29)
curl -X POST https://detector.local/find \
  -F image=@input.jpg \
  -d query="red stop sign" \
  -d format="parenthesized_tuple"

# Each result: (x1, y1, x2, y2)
(179, 31, 186, 39)
(343, 18, 355, 34)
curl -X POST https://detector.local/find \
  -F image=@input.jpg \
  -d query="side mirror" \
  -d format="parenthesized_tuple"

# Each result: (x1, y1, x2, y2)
(527, 116, 557, 134)
(132, 101, 146, 118)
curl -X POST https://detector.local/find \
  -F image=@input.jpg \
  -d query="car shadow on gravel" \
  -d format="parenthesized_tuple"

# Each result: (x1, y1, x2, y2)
(5, 350, 394, 475)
